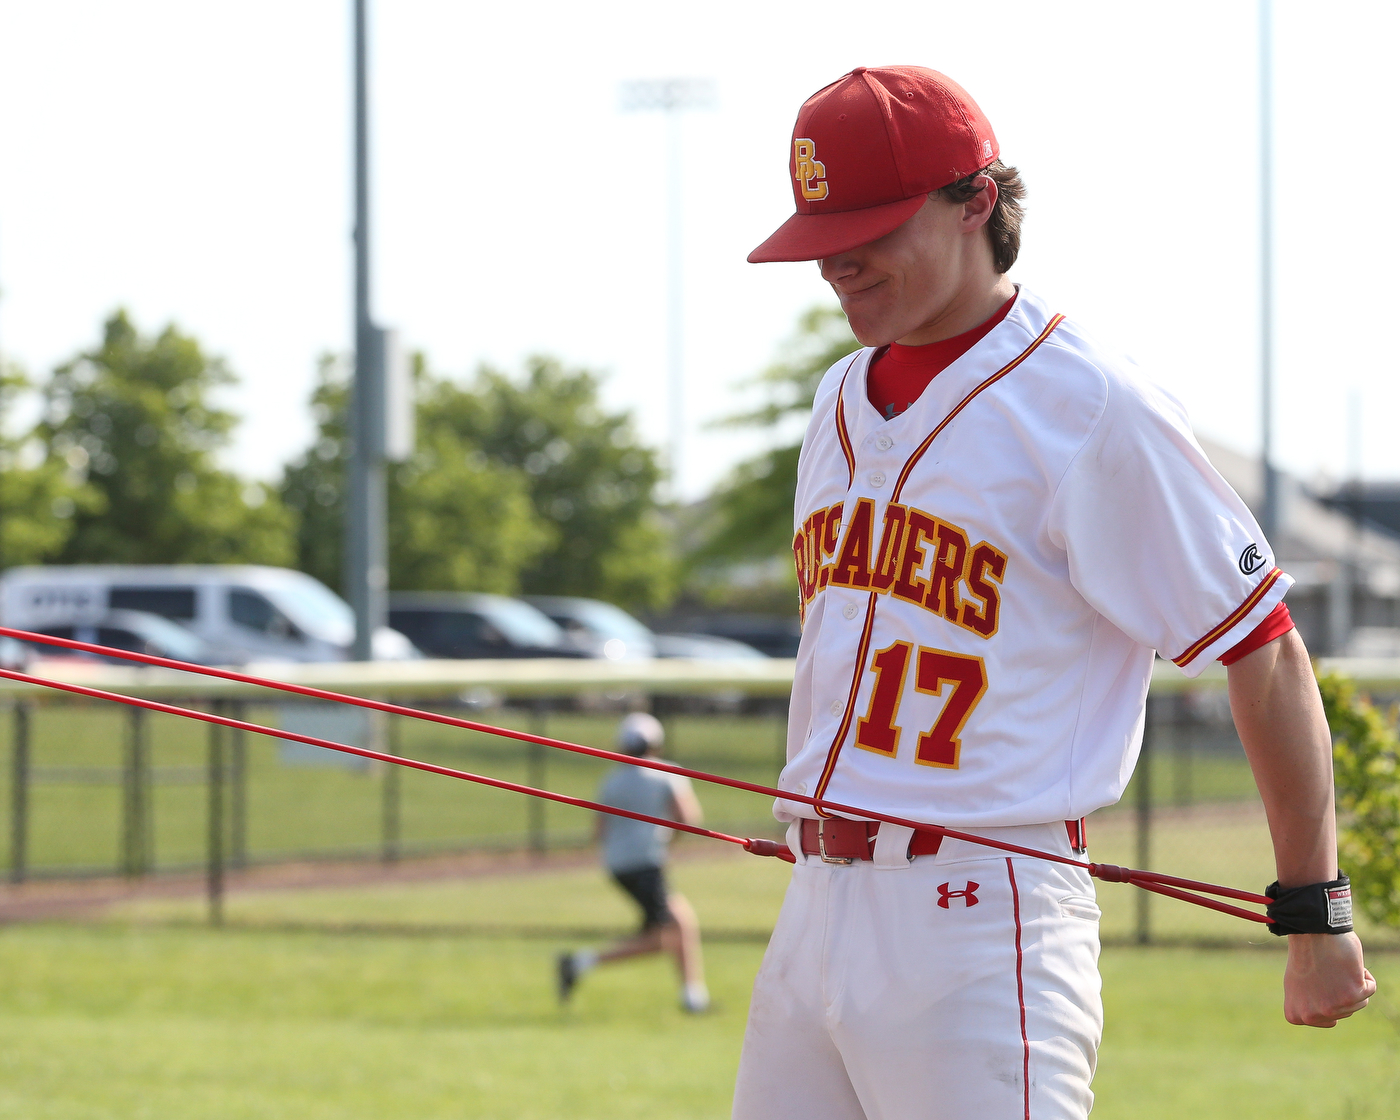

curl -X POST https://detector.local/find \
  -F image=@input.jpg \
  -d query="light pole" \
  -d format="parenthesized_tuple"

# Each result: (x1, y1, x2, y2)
(1258, 0, 1279, 542)
(348, 0, 412, 661)
(620, 78, 716, 500)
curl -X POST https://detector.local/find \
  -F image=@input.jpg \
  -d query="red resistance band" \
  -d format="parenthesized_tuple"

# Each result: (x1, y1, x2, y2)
(0, 627, 1273, 926)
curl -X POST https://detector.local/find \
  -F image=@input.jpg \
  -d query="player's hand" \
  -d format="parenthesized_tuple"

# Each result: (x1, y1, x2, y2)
(1283, 932, 1377, 1027)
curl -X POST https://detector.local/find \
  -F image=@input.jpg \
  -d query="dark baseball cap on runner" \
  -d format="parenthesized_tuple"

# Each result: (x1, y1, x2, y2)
(748, 66, 999, 264)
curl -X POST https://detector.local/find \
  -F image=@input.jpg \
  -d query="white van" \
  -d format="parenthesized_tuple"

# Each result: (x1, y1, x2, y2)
(0, 565, 418, 664)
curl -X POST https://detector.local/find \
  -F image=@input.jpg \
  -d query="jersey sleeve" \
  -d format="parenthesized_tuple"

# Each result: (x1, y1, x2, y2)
(1046, 366, 1293, 677)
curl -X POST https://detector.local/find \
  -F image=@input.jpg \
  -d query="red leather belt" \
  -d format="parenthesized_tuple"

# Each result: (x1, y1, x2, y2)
(800, 817, 1088, 863)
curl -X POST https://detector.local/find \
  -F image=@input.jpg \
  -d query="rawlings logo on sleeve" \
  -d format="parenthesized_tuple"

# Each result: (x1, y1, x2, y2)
(1238, 543, 1267, 575)
(793, 498, 1006, 639)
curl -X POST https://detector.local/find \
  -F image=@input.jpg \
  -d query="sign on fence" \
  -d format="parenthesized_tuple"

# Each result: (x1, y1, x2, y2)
(276, 704, 372, 770)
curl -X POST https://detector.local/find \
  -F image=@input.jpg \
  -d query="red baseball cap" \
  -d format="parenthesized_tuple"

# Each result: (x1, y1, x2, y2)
(748, 66, 998, 264)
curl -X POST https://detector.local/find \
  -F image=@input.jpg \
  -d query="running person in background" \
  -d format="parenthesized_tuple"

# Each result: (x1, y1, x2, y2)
(557, 712, 710, 1013)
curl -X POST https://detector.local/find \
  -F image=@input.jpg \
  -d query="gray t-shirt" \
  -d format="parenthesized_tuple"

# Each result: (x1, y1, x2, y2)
(597, 763, 693, 873)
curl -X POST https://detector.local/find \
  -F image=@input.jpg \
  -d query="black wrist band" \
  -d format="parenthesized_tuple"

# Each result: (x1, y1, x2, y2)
(1264, 873, 1353, 936)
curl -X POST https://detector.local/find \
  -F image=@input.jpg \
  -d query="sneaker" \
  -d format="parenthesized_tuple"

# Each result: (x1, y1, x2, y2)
(681, 986, 711, 1014)
(556, 952, 578, 1004)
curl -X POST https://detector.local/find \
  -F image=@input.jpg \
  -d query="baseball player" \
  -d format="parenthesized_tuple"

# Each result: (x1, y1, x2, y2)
(557, 712, 710, 1013)
(736, 65, 1376, 1119)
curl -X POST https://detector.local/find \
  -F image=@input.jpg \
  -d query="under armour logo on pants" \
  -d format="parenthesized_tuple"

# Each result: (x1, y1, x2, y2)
(937, 881, 979, 908)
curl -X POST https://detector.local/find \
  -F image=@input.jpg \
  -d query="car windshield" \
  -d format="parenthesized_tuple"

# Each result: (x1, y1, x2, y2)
(109, 614, 207, 661)
(260, 575, 354, 644)
(481, 599, 565, 646)
(563, 600, 653, 641)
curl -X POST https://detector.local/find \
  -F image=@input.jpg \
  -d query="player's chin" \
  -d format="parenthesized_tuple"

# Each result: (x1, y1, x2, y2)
(842, 310, 899, 349)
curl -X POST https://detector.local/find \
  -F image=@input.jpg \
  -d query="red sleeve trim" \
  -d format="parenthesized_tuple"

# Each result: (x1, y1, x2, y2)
(1218, 602, 1294, 666)
(1172, 567, 1283, 668)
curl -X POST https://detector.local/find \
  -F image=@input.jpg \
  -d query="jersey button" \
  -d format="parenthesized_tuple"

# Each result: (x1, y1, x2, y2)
(876, 435, 894, 451)
(842, 602, 859, 619)
(869, 471, 886, 487)
(829, 700, 843, 716)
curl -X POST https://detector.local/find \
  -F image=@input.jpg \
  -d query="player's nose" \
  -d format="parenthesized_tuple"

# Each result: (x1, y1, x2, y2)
(819, 252, 861, 286)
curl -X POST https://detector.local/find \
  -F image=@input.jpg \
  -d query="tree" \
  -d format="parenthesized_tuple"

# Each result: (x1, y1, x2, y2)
(35, 311, 293, 566)
(691, 306, 856, 583)
(0, 363, 103, 566)
(441, 356, 673, 610)
(1318, 670, 1400, 928)
(282, 354, 671, 603)
(281, 355, 550, 596)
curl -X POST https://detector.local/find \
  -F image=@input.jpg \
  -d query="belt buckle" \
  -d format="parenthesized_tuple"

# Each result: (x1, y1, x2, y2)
(817, 820, 854, 865)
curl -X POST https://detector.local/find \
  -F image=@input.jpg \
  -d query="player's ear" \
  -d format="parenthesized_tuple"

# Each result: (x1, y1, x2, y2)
(961, 176, 998, 233)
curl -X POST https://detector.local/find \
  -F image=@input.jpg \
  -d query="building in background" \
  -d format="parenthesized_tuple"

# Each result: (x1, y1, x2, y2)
(1202, 439, 1400, 657)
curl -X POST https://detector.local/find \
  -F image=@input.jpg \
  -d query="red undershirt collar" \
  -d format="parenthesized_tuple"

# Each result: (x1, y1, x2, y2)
(866, 293, 1017, 421)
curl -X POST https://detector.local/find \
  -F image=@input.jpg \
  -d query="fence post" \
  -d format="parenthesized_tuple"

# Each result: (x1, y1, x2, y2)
(230, 707, 247, 870)
(1135, 699, 1153, 945)
(207, 706, 225, 927)
(1169, 697, 1193, 807)
(528, 701, 547, 857)
(121, 707, 149, 876)
(381, 713, 401, 864)
(10, 702, 30, 884)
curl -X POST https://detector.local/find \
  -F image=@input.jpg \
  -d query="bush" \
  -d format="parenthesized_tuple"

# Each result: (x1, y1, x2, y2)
(1317, 670, 1400, 927)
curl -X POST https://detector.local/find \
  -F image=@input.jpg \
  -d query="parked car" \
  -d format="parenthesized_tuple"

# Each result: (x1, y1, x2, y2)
(645, 612, 802, 658)
(26, 609, 216, 665)
(652, 632, 768, 659)
(0, 566, 417, 664)
(523, 596, 658, 660)
(387, 593, 586, 659)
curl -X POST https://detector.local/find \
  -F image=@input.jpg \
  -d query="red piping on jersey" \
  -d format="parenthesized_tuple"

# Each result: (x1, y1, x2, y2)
(811, 592, 880, 816)
(0, 626, 1279, 924)
(1008, 859, 1031, 1120)
(1173, 567, 1284, 668)
(891, 313, 1066, 503)
(833, 354, 861, 487)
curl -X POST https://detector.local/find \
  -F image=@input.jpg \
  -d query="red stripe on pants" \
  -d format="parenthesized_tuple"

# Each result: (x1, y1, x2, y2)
(1008, 858, 1030, 1120)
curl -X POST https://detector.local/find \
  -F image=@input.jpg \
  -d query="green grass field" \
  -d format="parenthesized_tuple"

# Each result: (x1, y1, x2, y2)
(6, 702, 1398, 1116)
(0, 836, 1390, 1120)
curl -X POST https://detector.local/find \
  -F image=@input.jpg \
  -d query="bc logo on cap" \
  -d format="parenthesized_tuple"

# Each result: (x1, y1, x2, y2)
(793, 138, 828, 201)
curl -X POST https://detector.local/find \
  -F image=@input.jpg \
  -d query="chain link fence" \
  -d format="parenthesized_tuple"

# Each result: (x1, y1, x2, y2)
(2, 662, 1388, 944)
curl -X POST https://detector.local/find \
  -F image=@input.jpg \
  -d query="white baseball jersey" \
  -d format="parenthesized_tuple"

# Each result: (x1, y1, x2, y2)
(778, 285, 1290, 828)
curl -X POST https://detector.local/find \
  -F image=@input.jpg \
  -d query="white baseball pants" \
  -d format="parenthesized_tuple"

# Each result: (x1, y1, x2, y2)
(732, 822, 1102, 1120)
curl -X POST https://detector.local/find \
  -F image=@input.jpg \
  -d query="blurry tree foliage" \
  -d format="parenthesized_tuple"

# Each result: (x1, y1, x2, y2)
(1317, 670, 1400, 928)
(0, 363, 103, 565)
(697, 306, 856, 565)
(282, 355, 672, 611)
(277, 359, 352, 592)
(281, 355, 546, 597)
(34, 311, 292, 566)
(443, 356, 673, 611)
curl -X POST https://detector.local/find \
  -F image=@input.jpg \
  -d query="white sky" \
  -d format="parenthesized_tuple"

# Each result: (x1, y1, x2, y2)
(0, 1, 1396, 500)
